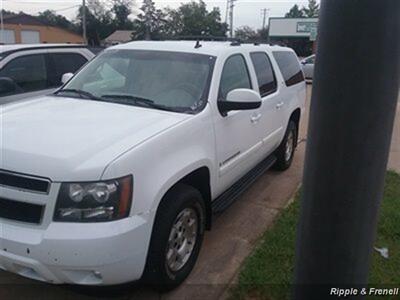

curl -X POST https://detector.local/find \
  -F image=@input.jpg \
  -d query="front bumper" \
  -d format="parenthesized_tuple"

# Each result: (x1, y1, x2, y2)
(0, 213, 154, 285)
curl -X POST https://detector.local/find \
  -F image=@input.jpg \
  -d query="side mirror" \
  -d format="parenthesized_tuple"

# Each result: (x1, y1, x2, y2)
(218, 88, 262, 115)
(0, 77, 19, 95)
(61, 73, 74, 85)
(301, 60, 307, 65)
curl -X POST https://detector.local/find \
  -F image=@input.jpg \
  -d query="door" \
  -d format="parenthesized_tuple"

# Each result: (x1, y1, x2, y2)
(213, 54, 263, 193)
(21, 30, 40, 44)
(249, 52, 285, 154)
(0, 53, 51, 104)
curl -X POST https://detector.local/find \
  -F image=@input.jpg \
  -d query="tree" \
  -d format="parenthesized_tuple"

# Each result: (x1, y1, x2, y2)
(1, 9, 17, 17)
(165, 1, 228, 37)
(285, 4, 304, 18)
(132, 0, 166, 40)
(76, 0, 114, 45)
(234, 26, 257, 41)
(37, 10, 78, 32)
(302, 0, 319, 17)
(112, 0, 133, 29)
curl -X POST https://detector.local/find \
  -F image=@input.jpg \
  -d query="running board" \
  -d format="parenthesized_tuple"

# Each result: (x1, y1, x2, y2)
(212, 154, 277, 215)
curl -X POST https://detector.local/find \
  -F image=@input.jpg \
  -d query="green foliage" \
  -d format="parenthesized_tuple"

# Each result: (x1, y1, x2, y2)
(302, 0, 319, 17)
(112, 0, 134, 29)
(164, 1, 228, 38)
(132, 0, 228, 40)
(234, 26, 268, 42)
(132, 0, 167, 40)
(37, 10, 78, 33)
(285, 0, 320, 19)
(230, 171, 400, 300)
(235, 26, 257, 41)
(285, 4, 304, 18)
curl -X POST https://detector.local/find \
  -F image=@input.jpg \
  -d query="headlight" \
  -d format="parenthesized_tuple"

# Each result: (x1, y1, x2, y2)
(54, 175, 133, 222)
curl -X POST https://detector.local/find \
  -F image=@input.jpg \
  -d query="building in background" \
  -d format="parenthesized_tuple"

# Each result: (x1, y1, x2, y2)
(268, 17, 318, 57)
(0, 13, 84, 44)
(102, 30, 134, 47)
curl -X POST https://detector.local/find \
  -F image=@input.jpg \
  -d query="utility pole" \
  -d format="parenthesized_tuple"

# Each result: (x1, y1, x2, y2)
(228, 0, 236, 38)
(261, 8, 269, 30)
(225, 0, 229, 24)
(0, 9, 4, 44)
(82, 0, 87, 44)
(293, 0, 400, 299)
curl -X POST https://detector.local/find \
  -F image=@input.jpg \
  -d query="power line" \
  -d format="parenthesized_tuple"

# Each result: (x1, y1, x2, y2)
(53, 5, 80, 12)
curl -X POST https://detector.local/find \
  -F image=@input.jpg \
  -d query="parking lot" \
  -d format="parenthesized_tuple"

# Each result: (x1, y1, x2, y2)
(1, 85, 399, 300)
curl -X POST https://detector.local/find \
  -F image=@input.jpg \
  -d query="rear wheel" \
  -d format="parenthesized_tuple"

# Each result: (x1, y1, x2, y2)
(273, 120, 297, 171)
(143, 184, 205, 291)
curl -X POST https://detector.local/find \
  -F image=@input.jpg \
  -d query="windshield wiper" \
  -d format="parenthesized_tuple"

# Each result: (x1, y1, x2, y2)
(100, 94, 186, 112)
(55, 89, 101, 100)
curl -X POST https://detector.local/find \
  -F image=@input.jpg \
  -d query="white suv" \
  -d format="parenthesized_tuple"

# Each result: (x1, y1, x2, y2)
(0, 40, 305, 289)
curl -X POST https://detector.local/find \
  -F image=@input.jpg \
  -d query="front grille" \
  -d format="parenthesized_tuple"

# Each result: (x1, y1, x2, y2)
(0, 198, 44, 224)
(0, 170, 50, 193)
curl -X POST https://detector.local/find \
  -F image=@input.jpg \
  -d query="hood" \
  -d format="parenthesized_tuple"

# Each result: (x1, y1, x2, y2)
(0, 96, 189, 181)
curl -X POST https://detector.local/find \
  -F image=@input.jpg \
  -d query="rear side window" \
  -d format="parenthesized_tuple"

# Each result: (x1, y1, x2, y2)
(273, 51, 304, 87)
(250, 52, 277, 97)
(49, 53, 88, 87)
(0, 54, 47, 96)
(219, 54, 251, 100)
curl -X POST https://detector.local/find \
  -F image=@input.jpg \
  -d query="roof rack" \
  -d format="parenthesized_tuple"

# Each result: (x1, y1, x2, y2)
(172, 35, 243, 48)
(169, 36, 271, 48)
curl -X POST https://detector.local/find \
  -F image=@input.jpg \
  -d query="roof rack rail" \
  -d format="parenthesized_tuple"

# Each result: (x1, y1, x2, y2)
(174, 35, 240, 42)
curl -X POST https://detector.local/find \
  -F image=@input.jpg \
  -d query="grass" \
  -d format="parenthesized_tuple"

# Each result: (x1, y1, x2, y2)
(230, 171, 400, 300)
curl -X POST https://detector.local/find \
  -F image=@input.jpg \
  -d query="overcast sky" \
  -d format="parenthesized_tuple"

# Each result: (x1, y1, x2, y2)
(1, 0, 315, 30)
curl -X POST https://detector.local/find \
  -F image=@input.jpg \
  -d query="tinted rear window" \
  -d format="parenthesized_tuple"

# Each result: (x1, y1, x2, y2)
(273, 51, 304, 87)
(250, 52, 277, 97)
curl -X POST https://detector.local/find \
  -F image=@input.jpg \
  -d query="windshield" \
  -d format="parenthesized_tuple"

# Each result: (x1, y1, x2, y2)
(61, 49, 216, 113)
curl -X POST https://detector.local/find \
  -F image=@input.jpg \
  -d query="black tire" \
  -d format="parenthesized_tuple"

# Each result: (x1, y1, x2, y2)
(273, 120, 297, 171)
(142, 184, 206, 291)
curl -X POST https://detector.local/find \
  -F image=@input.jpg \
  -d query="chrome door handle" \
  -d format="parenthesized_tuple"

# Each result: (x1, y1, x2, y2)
(276, 102, 284, 109)
(250, 113, 262, 123)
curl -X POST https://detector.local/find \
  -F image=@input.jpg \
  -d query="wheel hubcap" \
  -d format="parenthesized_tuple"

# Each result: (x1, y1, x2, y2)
(285, 131, 294, 162)
(166, 208, 198, 272)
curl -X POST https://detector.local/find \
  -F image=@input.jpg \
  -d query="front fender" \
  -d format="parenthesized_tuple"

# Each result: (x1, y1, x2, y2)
(101, 106, 217, 216)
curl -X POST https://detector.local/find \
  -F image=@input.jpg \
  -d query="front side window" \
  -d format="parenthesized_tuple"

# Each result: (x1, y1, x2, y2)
(250, 52, 277, 97)
(0, 54, 47, 96)
(49, 53, 88, 87)
(60, 50, 215, 113)
(273, 51, 304, 87)
(218, 54, 252, 100)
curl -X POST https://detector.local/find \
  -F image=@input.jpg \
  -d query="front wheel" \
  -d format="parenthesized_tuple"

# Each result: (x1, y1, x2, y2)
(142, 184, 205, 291)
(273, 120, 297, 171)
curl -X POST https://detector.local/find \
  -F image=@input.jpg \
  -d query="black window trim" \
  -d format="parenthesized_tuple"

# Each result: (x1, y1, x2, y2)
(218, 53, 253, 103)
(250, 51, 278, 98)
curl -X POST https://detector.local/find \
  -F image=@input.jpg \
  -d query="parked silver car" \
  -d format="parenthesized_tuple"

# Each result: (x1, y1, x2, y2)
(0, 44, 96, 104)
(300, 54, 315, 81)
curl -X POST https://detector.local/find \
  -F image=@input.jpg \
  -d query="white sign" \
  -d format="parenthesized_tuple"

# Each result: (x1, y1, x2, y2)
(269, 18, 319, 38)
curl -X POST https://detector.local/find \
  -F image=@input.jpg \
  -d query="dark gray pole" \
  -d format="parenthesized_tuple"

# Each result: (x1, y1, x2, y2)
(82, 0, 87, 44)
(293, 0, 400, 299)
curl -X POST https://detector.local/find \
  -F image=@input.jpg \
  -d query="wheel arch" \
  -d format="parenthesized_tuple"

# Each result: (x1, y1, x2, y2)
(289, 107, 301, 146)
(156, 166, 213, 231)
